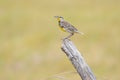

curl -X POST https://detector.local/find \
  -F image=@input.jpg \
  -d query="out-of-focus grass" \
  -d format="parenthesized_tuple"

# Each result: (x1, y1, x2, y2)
(0, 0, 120, 80)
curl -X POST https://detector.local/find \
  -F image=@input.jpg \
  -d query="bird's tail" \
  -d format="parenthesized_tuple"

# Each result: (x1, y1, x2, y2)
(76, 31, 84, 35)
(76, 31, 88, 39)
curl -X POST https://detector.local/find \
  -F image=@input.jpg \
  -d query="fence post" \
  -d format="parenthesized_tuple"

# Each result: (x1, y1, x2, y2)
(61, 39, 96, 80)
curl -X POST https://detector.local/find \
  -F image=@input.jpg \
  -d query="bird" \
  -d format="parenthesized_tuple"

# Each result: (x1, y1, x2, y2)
(54, 16, 84, 39)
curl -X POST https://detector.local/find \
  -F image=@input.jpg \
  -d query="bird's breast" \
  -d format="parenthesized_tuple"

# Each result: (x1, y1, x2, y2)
(59, 26, 66, 32)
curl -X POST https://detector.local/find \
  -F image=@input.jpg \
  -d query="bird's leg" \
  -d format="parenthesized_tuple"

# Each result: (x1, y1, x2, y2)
(63, 33, 74, 40)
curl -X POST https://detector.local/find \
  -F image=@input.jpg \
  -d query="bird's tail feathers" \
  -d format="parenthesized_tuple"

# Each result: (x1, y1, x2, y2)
(77, 31, 84, 35)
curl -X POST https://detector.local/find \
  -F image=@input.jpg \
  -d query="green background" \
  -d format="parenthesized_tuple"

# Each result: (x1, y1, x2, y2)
(0, 0, 120, 80)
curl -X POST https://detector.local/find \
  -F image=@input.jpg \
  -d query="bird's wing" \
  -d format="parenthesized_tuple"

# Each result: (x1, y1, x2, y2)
(60, 21, 78, 32)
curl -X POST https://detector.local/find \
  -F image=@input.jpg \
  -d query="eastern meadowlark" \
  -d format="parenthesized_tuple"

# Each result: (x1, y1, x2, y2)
(54, 16, 84, 39)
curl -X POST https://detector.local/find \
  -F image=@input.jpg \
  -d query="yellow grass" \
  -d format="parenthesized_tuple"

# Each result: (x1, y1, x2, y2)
(0, 0, 120, 80)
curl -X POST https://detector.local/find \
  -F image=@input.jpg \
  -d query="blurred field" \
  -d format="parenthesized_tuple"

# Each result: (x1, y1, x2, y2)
(0, 0, 120, 80)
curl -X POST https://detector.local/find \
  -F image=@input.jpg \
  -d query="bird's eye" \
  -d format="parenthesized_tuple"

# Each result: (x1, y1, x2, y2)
(59, 16, 63, 19)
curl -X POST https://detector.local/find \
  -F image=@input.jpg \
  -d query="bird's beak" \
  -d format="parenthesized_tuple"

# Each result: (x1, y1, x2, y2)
(54, 16, 59, 18)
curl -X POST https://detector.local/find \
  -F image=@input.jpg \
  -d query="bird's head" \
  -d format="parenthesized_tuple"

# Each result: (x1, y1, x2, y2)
(54, 16, 64, 21)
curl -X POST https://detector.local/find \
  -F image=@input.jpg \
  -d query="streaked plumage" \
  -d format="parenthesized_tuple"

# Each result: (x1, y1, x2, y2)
(59, 20, 79, 33)
(54, 16, 83, 39)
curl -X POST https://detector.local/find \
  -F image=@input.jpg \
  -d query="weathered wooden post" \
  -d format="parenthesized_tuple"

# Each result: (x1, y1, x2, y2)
(61, 39, 96, 80)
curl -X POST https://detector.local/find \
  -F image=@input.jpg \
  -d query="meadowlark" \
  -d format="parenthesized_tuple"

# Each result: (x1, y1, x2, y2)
(54, 16, 84, 39)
